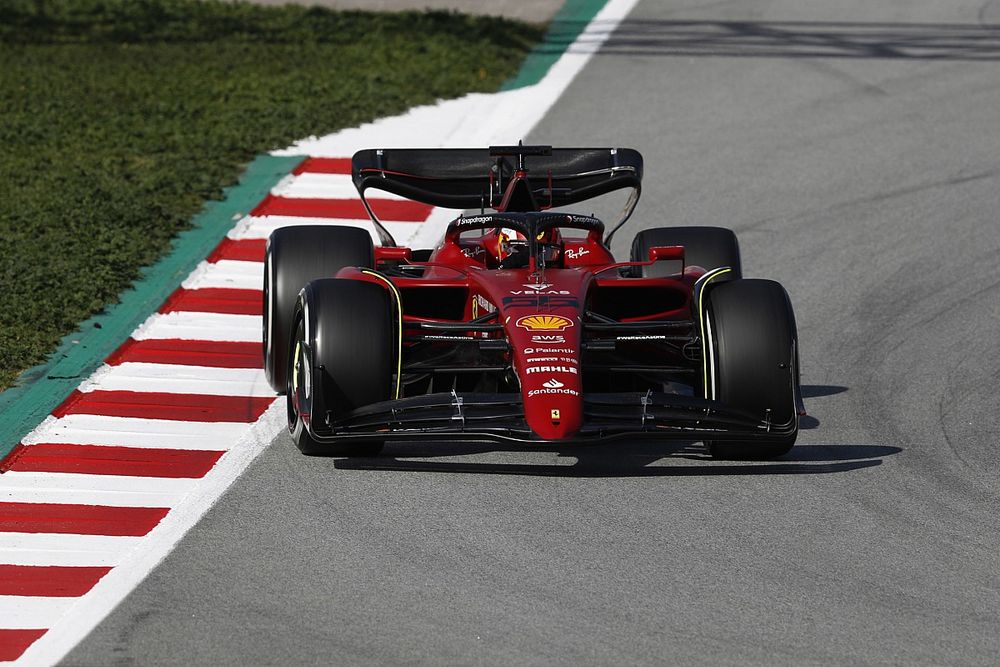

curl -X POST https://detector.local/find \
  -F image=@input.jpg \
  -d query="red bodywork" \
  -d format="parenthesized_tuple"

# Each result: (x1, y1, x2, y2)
(341, 214, 704, 443)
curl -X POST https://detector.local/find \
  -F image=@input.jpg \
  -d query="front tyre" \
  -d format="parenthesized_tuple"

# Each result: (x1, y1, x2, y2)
(264, 225, 374, 394)
(702, 279, 799, 459)
(287, 279, 394, 456)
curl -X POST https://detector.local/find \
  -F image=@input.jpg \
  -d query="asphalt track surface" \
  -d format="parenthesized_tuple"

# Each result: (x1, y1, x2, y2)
(66, 0, 1000, 664)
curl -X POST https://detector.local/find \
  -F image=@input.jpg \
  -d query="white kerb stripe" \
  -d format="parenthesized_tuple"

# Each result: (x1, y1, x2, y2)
(271, 172, 407, 200)
(78, 363, 275, 398)
(0, 533, 142, 567)
(132, 312, 261, 342)
(0, 596, 74, 629)
(0, 471, 196, 508)
(21, 415, 248, 451)
(182, 260, 263, 291)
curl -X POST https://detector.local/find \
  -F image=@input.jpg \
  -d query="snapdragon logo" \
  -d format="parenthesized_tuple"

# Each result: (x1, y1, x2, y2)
(457, 215, 494, 226)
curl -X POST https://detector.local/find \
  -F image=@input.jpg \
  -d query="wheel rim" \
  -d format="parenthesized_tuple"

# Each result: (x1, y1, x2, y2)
(287, 326, 311, 431)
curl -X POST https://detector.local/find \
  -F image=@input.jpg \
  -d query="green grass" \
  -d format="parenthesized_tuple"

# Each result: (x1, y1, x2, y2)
(0, 0, 544, 391)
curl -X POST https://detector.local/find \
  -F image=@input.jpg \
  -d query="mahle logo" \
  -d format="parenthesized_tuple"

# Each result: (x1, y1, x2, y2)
(516, 315, 574, 332)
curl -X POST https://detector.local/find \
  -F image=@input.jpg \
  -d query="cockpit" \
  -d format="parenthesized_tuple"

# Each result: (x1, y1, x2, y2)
(446, 212, 610, 271)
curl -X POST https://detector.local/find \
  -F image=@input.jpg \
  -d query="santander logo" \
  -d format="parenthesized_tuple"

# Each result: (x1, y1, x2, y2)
(542, 378, 564, 389)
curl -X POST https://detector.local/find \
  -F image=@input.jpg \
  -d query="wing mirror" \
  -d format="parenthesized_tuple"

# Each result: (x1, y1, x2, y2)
(375, 246, 412, 262)
(648, 245, 685, 265)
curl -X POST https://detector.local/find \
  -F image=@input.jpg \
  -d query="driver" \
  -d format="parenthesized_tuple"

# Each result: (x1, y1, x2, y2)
(492, 227, 565, 269)
(496, 228, 529, 268)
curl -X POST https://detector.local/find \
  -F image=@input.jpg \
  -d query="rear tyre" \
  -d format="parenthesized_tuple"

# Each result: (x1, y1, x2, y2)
(702, 279, 798, 460)
(287, 279, 393, 456)
(630, 226, 742, 278)
(264, 225, 374, 394)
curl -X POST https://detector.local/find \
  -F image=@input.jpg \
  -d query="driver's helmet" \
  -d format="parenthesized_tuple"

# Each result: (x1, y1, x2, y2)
(495, 227, 529, 269)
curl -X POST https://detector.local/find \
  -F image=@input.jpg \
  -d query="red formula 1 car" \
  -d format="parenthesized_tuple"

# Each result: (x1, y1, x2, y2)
(263, 145, 802, 459)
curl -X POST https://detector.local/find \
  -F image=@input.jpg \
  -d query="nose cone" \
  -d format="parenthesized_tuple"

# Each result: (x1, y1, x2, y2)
(525, 391, 582, 440)
(471, 269, 590, 442)
(509, 315, 583, 441)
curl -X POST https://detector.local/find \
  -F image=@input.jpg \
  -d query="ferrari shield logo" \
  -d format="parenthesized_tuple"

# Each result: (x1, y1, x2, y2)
(516, 315, 574, 332)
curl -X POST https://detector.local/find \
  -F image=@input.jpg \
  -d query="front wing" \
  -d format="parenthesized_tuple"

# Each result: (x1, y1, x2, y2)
(304, 392, 796, 446)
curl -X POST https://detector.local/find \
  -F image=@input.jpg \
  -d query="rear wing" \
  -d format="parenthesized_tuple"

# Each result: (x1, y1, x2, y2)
(351, 146, 642, 246)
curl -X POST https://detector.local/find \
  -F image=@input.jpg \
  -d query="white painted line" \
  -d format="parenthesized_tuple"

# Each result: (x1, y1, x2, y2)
(271, 172, 407, 200)
(0, 596, 73, 629)
(182, 260, 262, 291)
(0, 471, 195, 508)
(21, 415, 246, 451)
(0, 533, 141, 568)
(79, 364, 274, 398)
(132, 312, 261, 343)
(18, 402, 286, 665)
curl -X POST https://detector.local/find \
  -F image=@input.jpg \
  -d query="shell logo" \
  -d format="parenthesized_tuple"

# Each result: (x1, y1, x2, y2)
(516, 314, 574, 332)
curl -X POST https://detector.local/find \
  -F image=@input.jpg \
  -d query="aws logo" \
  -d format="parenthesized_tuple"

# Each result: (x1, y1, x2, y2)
(515, 315, 574, 332)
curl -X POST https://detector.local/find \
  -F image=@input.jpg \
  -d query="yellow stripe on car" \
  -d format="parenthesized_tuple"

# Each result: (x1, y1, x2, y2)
(361, 270, 404, 400)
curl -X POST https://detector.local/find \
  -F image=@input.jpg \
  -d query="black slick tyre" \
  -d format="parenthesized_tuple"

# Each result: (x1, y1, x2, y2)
(263, 225, 374, 393)
(630, 226, 742, 278)
(702, 279, 798, 459)
(287, 279, 394, 456)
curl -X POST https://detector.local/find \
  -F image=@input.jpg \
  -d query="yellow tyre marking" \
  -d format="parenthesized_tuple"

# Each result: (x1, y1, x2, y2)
(696, 267, 732, 399)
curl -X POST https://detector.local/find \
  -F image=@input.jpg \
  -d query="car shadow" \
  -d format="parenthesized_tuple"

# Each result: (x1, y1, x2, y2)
(798, 384, 849, 430)
(333, 442, 900, 478)
(801, 384, 848, 398)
